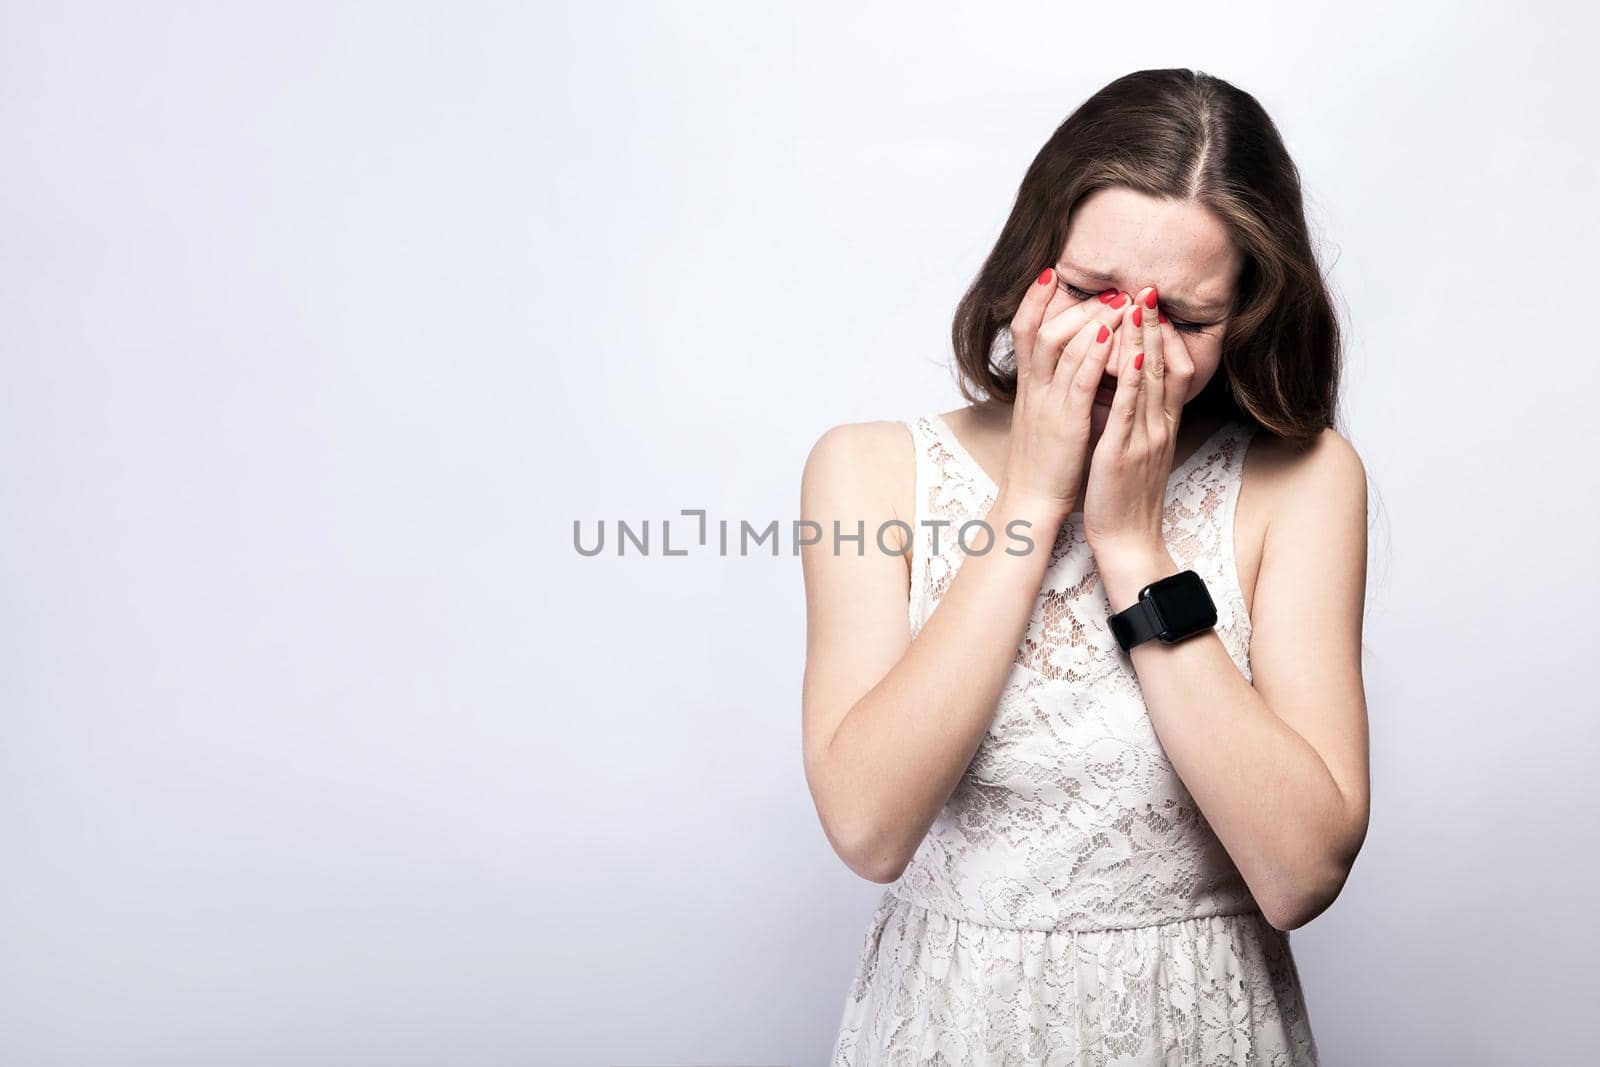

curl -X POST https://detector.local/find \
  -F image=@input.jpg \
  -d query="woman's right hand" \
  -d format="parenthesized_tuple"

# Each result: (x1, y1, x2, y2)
(999, 268, 1123, 517)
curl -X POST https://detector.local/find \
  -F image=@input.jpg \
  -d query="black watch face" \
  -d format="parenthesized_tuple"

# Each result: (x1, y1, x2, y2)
(1149, 571, 1217, 637)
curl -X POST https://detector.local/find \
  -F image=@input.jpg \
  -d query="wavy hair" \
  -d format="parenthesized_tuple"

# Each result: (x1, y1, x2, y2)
(951, 68, 1340, 445)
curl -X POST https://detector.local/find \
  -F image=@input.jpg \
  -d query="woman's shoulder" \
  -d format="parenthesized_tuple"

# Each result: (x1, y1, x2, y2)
(1247, 422, 1365, 481)
(1245, 423, 1369, 530)
(800, 402, 996, 491)
(803, 416, 916, 474)
(799, 416, 918, 525)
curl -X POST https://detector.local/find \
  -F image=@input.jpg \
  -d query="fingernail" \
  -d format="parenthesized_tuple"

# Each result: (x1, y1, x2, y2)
(1134, 352, 1145, 370)
(1095, 324, 1110, 343)
(1037, 268, 1054, 286)
(1143, 287, 1159, 309)
(1109, 292, 1128, 308)
(1097, 288, 1116, 304)
(1158, 312, 1168, 324)
(1132, 307, 1143, 327)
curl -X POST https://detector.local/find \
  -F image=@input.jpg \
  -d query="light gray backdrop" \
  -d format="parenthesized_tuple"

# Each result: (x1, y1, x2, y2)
(3, 1, 1596, 1064)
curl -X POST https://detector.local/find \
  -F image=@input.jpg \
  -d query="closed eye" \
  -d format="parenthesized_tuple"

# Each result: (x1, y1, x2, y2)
(1060, 281, 1212, 334)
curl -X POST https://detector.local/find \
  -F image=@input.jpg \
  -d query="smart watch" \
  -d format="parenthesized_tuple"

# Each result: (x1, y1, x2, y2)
(1107, 569, 1218, 652)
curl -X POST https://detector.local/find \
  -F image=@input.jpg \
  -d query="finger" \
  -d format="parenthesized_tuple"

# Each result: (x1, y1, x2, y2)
(1134, 285, 1167, 441)
(1106, 291, 1136, 371)
(1035, 289, 1123, 385)
(1107, 295, 1140, 392)
(1098, 288, 1132, 312)
(1047, 314, 1113, 401)
(1103, 312, 1145, 449)
(1011, 267, 1060, 388)
(1153, 309, 1195, 432)
(1056, 310, 1116, 414)
(1116, 297, 1149, 452)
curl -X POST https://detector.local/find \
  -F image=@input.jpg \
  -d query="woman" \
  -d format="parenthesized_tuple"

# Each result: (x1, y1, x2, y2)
(799, 68, 1369, 1065)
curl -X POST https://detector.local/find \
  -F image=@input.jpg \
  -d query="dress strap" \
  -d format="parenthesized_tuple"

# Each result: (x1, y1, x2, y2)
(900, 414, 999, 638)
(901, 417, 933, 636)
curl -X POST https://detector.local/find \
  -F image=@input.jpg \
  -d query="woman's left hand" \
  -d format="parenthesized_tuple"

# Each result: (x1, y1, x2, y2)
(1081, 285, 1197, 571)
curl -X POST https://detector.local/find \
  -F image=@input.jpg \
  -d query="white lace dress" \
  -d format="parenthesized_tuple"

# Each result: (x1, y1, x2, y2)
(828, 414, 1320, 1067)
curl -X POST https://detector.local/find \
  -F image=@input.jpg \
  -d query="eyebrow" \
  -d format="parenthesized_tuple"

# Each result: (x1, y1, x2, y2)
(1058, 261, 1230, 319)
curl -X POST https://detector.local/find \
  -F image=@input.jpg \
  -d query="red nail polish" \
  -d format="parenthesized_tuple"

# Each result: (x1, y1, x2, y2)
(1097, 288, 1116, 304)
(1143, 287, 1158, 309)
(1132, 307, 1143, 327)
(1095, 324, 1110, 343)
(1134, 352, 1145, 370)
(1158, 313, 1168, 324)
(1110, 292, 1128, 308)
(1037, 268, 1054, 286)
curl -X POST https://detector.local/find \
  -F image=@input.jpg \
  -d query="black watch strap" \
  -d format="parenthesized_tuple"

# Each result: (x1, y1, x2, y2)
(1108, 597, 1165, 653)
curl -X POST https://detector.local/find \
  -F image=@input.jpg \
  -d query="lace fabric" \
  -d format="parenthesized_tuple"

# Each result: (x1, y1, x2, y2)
(829, 414, 1319, 1066)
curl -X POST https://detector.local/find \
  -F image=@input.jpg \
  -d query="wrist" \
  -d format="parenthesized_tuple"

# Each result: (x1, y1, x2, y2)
(1096, 543, 1179, 613)
(988, 490, 1070, 564)
(991, 487, 1072, 530)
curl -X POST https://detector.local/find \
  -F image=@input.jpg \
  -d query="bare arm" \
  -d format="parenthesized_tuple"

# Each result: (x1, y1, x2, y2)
(1095, 429, 1371, 930)
(799, 429, 1068, 882)
(800, 268, 1122, 882)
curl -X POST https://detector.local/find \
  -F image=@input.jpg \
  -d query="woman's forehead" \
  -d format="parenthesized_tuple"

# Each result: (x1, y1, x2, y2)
(1062, 188, 1241, 312)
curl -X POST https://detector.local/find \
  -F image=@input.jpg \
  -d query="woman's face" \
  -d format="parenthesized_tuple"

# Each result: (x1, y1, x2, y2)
(1039, 186, 1244, 436)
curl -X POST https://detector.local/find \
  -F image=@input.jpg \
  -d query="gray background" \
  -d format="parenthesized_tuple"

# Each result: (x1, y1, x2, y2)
(3, 1, 1596, 1064)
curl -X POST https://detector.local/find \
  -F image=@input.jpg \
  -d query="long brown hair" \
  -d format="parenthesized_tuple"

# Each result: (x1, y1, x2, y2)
(952, 68, 1340, 446)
